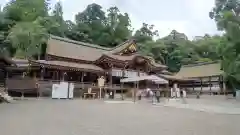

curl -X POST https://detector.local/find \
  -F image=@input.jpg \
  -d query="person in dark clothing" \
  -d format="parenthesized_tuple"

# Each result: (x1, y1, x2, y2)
(156, 90, 161, 103)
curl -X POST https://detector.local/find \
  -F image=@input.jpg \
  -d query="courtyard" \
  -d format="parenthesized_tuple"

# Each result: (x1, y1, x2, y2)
(0, 98, 240, 135)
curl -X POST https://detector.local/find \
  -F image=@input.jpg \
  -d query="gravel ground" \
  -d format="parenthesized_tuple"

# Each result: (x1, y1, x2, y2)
(0, 99, 240, 135)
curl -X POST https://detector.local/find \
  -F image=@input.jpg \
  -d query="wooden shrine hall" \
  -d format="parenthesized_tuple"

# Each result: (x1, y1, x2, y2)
(1, 36, 227, 98)
(3, 36, 169, 98)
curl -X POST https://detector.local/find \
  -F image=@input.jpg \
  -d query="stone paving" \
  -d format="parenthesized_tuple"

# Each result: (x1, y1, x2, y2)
(0, 99, 240, 135)
(160, 98, 240, 115)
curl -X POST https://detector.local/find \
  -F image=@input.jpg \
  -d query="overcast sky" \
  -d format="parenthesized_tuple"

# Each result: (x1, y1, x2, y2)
(1, 0, 220, 39)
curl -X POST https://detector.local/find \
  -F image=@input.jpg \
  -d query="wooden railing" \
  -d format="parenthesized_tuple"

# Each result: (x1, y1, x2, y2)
(38, 79, 132, 91)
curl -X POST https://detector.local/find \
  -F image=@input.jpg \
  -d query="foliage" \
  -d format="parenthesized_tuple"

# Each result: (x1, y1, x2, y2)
(210, 0, 240, 89)
(0, 1, 226, 75)
(7, 21, 48, 59)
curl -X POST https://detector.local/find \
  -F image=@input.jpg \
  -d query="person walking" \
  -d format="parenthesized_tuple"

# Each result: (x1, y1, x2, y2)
(156, 90, 161, 103)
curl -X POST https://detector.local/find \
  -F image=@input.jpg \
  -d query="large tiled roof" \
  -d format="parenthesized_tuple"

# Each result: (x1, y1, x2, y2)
(102, 53, 167, 69)
(47, 36, 108, 61)
(46, 36, 165, 69)
(175, 62, 223, 78)
(29, 60, 104, 72)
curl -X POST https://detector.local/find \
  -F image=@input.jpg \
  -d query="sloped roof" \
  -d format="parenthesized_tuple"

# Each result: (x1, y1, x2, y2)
(46, 36, 165, 69)
(109, 39, 136, 54)
(29, 60, 104, 72)
(47, 36, 137, 62)
(158, 74, 195, 81)
(101, 53, 166, 68)
(47, 36, 108, 61)
(175, 62, 223, 78)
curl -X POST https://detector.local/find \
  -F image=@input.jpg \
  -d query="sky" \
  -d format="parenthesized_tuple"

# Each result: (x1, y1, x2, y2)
(1, 0, 220, 39)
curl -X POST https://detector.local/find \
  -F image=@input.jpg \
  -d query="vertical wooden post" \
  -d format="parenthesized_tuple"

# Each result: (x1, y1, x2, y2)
(62, 72, 67, 81)
(200, 78, 203, 94)
(223, 81, 226, 96)
(192, 81, 195, 93)
(4, 70, 8, 93)
(109, 69, 112, 87)
(218, 76, 221, 95)
(40, 66, 44, 80)
(166, 83, 170, 100)
(108, 67, 113, 99)
(121, 68, 125, 100)
(81, 72, 84, 89)
(209, 76, 212, 95)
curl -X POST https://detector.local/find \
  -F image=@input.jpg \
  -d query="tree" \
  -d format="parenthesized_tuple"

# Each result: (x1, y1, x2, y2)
(50, 2, 66, 37)
(210, 0, 240, 89)
(103, 7, 132, 46)
(4, 0, 49, 22)
(74, 3, 106, 45)
(7, 21, 48, 59)
(134, 23, 159, 43)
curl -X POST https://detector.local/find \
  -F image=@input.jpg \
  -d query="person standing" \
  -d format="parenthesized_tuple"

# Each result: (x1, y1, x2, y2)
(149, 89, 154, 104)
(156, 90, 161, 103)
(137, 90, 142, 100)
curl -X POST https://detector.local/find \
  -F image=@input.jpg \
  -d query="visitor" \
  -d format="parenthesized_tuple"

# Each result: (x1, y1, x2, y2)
(148, 89, 154, 103)
(137, 90, 142, 100)
(156, 90, 161, 103)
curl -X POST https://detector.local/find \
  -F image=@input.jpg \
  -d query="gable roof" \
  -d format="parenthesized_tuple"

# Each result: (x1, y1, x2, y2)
(47, 36, 107, 61)
(109, 39, 136, 54)
(29, 60, 104, 73)
(175, 62, 223, 78)
(46, 36, 136, 62)
(46, 36, 165, 69)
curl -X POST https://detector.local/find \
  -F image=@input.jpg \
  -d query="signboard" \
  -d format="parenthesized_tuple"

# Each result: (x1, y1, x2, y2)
(52, 82, 74, 99)
(112, 69, 147, 77)
(97, 77, 105, 87)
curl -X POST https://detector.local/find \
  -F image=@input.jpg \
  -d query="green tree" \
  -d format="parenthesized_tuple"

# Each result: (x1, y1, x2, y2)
(134, 23, 159, 43)
(50, 2, 66, 37)
(210, 0, 240, 89)
(4, 0, 49, 22)
(75, 3, 106, 45)
(7, 21, 48, 59)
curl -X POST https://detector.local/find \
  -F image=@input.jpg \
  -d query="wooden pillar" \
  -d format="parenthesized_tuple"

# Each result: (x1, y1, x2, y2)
(62, 72, 67, 81)
(4, 70, 8, 93)
(113, 70, 117, 99)
(223, 80, 226, 96)
(218, 76, 221, 95)
(166, 83, 170, 100)
(81, 72, 84, 89)
(109, 69, 112, 87)
(200, 78, 203, 94)
(56, 71, 59, 80)
(40, 66, 44, 80)
(121, 68, 125, 100)
(209, 76, 212, 95)
(192, 81, 195, 93)
(108, 65, 113, 99)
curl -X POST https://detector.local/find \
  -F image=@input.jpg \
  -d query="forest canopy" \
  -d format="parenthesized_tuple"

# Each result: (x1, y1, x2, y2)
(0, 0, 230, 74)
